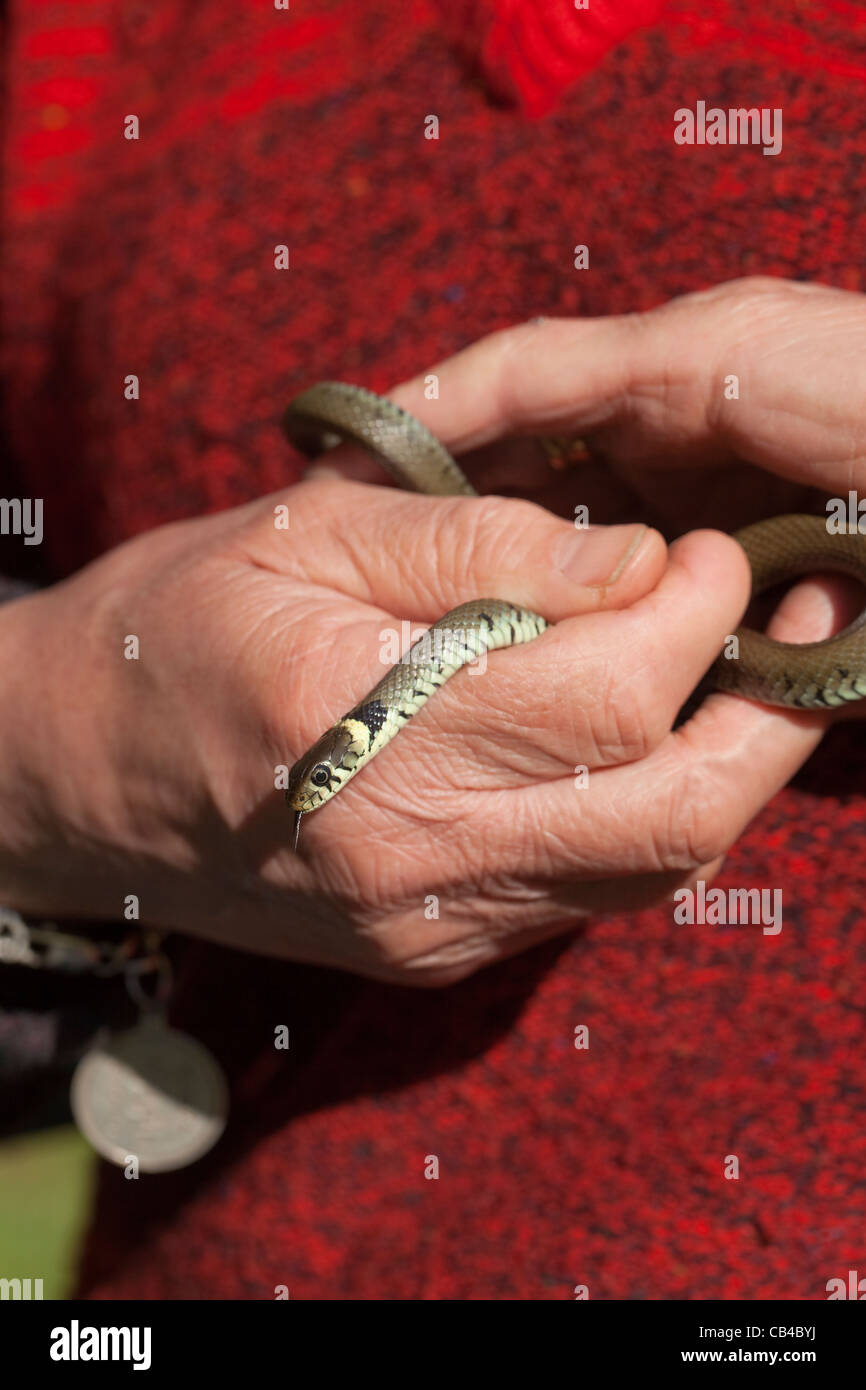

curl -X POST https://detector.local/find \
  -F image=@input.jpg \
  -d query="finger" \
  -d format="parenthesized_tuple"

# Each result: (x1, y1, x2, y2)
(359, 853, 731, 987)
(478, 528, 862, 877)
(529, 854, 729, 917)
(282, 528, 749, 876)
(757, 569, 864, 647)
(265, 475, 664, 626)
(388, 278, 866, 491)
(249, 477, 665, 767)
(753, 567, 866, 722)
(510, 554, 842, 883)
(302, 442, 392, 488)
(505, 690, 824, 883)
(384, 529, 751, 786)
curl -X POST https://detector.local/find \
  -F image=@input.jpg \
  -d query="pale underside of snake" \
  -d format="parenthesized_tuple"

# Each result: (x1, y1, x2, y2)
(282, 382, 866, 850)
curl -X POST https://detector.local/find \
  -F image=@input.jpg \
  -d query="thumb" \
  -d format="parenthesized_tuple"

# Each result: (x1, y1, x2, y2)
(291, 476, 665, 625)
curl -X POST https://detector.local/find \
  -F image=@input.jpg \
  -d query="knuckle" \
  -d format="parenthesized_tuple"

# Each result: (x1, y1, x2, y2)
(647, 761, 734, 872)
(389, 931, 503, 986)
(591, 669, 668, 766)
(463, 491, 523, 534)
(384, 957, 484, 988)
(734, 274, 790, 302)
(713, 274, 786, 301)
(645, 276, 788, 329)
(454, 493, 547, 568)
(500, 316, 551, 351)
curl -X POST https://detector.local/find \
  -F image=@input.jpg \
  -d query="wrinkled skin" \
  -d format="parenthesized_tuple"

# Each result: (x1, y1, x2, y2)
(1, 277, 864, 985)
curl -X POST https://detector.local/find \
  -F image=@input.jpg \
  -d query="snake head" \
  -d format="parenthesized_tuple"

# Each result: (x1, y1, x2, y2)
(286, 725, 357, 847)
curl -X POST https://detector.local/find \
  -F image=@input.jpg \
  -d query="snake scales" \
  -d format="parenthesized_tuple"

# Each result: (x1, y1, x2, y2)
(282, 382, 866, 848)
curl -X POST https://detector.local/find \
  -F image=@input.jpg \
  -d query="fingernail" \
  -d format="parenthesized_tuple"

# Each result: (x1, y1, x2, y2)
(557, 524, 648, 587)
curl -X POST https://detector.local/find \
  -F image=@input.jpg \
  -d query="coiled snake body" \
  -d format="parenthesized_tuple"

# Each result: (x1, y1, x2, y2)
(282, 382, 866, 849)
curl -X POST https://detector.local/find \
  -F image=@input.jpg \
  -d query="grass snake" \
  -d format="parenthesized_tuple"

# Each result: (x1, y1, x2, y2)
(282, 382, 866, 849)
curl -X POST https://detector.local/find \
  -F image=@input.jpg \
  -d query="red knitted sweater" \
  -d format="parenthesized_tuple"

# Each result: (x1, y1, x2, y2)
(2, 0, 865, 1299)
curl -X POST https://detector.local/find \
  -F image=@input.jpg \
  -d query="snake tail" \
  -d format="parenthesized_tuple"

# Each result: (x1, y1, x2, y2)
(709, 515, 866, 708)
(283, 382, 476, 496)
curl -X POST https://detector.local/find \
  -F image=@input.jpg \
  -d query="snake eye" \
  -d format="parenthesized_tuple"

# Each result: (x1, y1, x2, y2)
(310, 764, 330, 788)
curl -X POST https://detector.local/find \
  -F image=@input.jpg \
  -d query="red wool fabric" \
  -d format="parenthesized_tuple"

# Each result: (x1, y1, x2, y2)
(2, 0, 865, 1298)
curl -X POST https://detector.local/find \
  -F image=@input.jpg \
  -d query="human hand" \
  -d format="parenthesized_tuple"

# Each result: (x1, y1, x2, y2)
(382, 276, 866, 669)
(0, 458, 792, 984)
(3, 276, 861, 983)
(0, 479, 678, 981)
